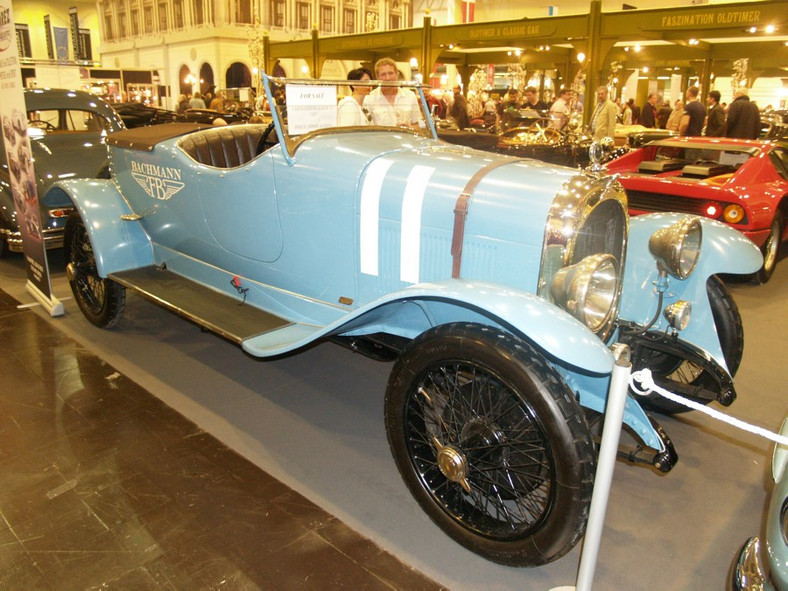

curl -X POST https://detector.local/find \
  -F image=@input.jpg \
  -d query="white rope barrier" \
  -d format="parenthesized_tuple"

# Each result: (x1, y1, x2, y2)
(630, 369, 788, 446)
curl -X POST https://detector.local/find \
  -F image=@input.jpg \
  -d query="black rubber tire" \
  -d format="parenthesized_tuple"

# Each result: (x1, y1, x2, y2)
(64, 212, 126, 328)
(755, 212, 783, 284)
(384, 323, 595, 566)
(636, 275, 743, 415)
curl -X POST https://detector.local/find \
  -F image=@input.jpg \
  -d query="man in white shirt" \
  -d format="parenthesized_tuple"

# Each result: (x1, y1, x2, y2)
(364, 57, 420, 127)
(549, 88, 573, 130)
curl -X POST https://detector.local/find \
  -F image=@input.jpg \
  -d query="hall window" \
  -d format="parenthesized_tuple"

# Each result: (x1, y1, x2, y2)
(131, 9, 140, 36)
(78, 28, 93, 60)
(296, 2, 310, 30)
(15, 24, 32, 58)
(104, 13, 114, 40)
(271, 0, 285, 27)
(143, 5, 153, 33)
(319, 5, 333, 32)
(389, 12, 400, 29)
(173, 0, 184, 29)
(343, 8, 355, 34)
(157, 1, 168, 31)
(192, 0, 204, 25)
(116, 10, 127, 38)
(235, 0, 252, 24)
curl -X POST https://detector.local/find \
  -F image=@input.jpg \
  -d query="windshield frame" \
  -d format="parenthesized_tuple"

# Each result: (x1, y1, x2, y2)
(262, 74, 438, 165)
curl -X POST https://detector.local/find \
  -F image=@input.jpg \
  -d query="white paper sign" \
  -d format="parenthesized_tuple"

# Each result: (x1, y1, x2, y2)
(286, 84, 337, 135)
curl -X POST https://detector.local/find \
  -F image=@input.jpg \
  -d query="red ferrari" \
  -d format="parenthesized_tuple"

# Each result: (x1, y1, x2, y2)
(606, 137, 788, 282)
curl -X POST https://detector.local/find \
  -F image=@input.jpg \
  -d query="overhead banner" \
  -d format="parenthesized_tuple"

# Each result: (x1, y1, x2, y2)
(0, 2, 63, 315)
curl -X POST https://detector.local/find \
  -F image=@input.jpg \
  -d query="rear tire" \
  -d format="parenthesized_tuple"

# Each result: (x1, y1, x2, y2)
(384, 323, 595, 566)
(64, 212, 126, 328)
(755, 212, 783, 284)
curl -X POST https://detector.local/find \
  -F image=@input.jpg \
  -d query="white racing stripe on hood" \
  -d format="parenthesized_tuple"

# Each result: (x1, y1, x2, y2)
(400, 165, 436, 283)
(360, 158, 394, 276)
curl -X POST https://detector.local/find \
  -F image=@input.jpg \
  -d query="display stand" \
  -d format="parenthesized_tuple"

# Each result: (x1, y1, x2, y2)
(25, 280, 64, 317)
(550, 343, 631, 591)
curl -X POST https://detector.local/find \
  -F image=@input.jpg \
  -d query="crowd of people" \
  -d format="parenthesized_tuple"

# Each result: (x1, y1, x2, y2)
(173, 60, 767, 142)
(175, 87, 249, 116)
(610, 86, 762, 139)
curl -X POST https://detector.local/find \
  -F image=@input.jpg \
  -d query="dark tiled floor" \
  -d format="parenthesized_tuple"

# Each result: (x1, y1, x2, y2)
(0, 288, 442, 590)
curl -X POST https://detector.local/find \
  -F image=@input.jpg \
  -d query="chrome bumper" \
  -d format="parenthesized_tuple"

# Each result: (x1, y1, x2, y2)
(2, 228, 65, 253)
(733, 537, 774, 591)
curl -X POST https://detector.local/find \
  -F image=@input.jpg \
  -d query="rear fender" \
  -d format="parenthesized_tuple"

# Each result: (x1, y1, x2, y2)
(621, 213, 761, 372)
(46, 180, 153, 277)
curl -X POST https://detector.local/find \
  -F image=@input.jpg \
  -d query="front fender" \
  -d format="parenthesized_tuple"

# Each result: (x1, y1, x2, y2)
(335, 278, 615, 375)
(46, 179, 153, 276)
(621, 213, 761, 372)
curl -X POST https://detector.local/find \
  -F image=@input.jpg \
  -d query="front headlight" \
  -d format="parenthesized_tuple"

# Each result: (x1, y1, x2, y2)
(648, 217, 702, 279)
(551, 253, 619, 334)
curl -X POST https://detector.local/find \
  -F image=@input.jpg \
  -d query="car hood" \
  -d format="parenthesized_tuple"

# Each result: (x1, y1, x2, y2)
(309, 131, 580, 291)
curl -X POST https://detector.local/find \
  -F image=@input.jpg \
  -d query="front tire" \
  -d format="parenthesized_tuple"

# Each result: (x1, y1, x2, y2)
(636, 275, 743, 414)
(64, 212, 126, 328)
(384, 323, 595, 566)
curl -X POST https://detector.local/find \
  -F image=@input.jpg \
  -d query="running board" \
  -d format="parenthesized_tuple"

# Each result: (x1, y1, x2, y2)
(109, 266, 292, 344)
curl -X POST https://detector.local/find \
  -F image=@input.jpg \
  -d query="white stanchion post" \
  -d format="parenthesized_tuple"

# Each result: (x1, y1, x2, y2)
(574, 343, 631, 591)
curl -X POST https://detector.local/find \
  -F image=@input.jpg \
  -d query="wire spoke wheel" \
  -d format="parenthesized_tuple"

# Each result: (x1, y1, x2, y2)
(64, 212, 126, 328)
(407, 362, 553, 537)
(70, 225, 106, 315)
(385, 323, 594, 566)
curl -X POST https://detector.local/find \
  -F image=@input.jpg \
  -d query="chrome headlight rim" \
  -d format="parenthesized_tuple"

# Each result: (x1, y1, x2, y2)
(648, 217, 703, 280)
(551, 253, 621, 338)
(663, 300, 692, 331)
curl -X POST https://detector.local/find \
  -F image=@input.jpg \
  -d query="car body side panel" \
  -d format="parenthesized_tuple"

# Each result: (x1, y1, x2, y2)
(621, 213, 762, 372)
(46, 180, 154, 275)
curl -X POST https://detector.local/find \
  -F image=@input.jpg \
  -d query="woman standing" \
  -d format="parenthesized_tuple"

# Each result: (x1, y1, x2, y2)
(337, 68, 373, 126)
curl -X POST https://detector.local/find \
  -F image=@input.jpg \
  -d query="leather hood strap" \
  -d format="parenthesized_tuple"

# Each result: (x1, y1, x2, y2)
(451, 159, 516, 278)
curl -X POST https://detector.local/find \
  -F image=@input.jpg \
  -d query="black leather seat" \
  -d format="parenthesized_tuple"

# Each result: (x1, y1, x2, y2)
(178, 125, 266, 168)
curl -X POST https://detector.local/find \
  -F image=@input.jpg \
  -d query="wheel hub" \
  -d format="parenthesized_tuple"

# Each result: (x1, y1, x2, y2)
(432, 437, 471, 493)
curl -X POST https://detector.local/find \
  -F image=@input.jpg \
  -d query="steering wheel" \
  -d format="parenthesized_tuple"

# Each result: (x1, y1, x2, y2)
(28, 120, 57, 131)
(526, 121, 562, 144)
(256, 122, 278, 155)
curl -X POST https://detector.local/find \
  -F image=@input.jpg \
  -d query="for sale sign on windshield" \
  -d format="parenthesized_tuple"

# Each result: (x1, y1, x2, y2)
(286, 84, 337, 135)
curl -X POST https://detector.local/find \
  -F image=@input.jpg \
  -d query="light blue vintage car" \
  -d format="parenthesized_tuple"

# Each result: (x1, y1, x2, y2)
(0, 88, 125, 255)
(47, 76, 763, 567)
